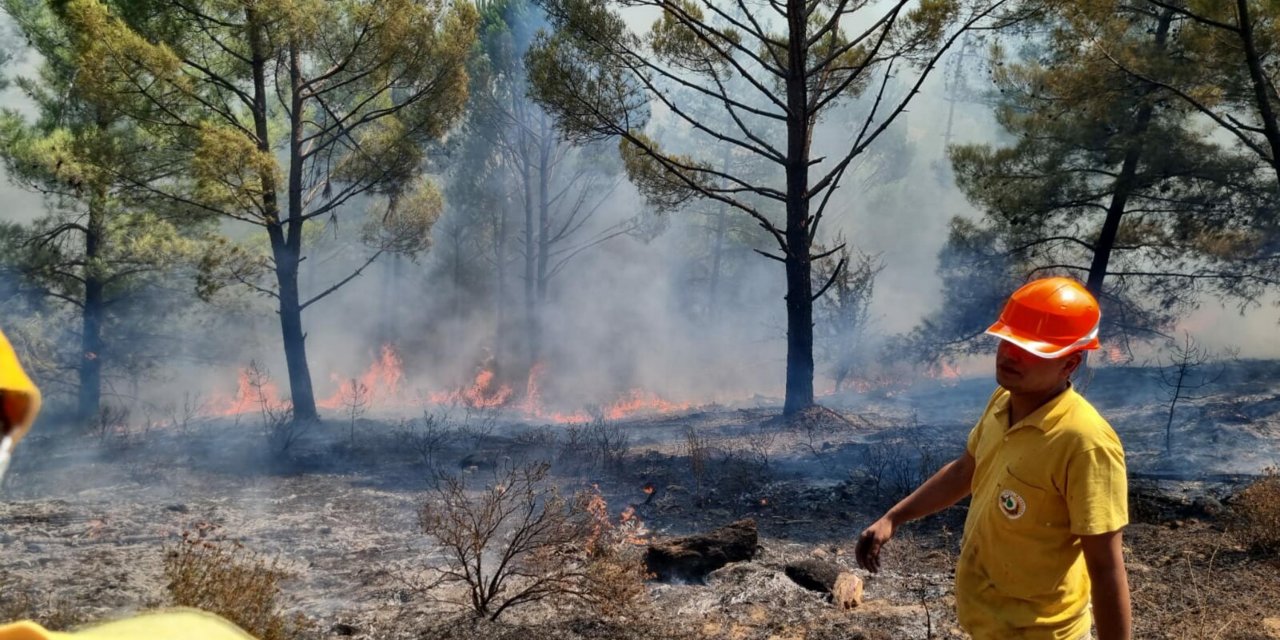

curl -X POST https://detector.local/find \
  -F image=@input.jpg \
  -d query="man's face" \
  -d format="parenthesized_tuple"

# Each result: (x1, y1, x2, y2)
(995, 340, 1080, 394)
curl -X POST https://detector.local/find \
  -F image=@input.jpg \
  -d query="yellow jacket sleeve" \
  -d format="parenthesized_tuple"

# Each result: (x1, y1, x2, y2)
(0, 328, 41, 446)
(0, 609, 257, 640)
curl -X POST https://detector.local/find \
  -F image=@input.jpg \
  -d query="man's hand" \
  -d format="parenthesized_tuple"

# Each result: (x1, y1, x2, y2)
(855, 452, 975, 573)
(856, 516, 896, 573)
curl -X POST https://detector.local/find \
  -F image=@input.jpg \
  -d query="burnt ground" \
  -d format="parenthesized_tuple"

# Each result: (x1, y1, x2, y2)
(0, 361, 1278, 639)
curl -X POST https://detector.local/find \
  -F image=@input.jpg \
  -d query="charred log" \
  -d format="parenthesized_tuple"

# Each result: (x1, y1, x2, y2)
(645, 519, 758, 582)
(784, 559, 864, 610)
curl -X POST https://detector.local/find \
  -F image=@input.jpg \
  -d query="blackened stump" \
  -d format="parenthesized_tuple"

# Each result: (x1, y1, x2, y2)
(644, 519, 758, 582)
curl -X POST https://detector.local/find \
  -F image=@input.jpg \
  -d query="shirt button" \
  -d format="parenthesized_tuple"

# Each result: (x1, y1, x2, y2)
(1003, 436, 1009, 442)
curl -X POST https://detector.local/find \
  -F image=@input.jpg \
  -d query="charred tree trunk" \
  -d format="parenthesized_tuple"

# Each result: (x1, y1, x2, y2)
(250, 18, 317, 422)
(521, 147, 538, 366)
(1085, 9, 1173, 298)
(493, 202, 510, 375)
(536, 114, 552, 304)
(1235, 0, 1280, 188)
(77, 191, 105, 422)
(282, 43, 318, 422)
(783, 0, 815, 417)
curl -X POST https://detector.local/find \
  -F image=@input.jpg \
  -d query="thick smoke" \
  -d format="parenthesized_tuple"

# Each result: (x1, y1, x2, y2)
(1, 4, 1277, 423)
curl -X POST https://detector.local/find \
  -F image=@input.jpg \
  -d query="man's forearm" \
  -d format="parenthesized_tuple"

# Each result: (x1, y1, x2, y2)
(1082, 531, 1132, 640)
(885, 456, 973, 525)
(1091, 569, 1131, 640)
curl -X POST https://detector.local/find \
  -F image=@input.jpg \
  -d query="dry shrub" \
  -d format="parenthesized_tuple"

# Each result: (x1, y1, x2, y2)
(1232, 466, 1280, 552)
(418, 462, 649, 621)
(0, 571, 86, 630)
(164, 529, 313, 640)
(578, 487, 650, 618)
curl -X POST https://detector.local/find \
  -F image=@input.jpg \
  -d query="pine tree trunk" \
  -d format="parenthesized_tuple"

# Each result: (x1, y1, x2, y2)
(249, 14, 318, 422)
(783, 0, 815, 416)
(276, 263, 317, 422)
(77, 194, 106, 422)
(522, 145, 538, 366)
(536, 115, 552, 304)
(1085, 9, 1173, 296)
(283, 43, 318, 422)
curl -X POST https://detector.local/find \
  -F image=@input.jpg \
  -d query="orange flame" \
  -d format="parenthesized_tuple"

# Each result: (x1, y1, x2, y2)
(602, 389, 691, 421)
(208, 366, 290, 417)
(318, 345, 405, 410)
(209, 347, 686, 422)
(926, 361, 962, 383)
(520, 363, 688, 423)
(1100, 344, 1127, 364)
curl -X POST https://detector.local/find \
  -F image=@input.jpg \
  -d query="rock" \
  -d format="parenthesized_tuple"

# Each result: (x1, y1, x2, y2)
(165, 503, 189, 513)
(785, 558, 863, 610)
(645, 519, 758, 582)
(330, 622, 359, 636)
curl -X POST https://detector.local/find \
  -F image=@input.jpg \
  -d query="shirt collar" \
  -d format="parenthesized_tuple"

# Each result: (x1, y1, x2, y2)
(994, 385, 1077, 433)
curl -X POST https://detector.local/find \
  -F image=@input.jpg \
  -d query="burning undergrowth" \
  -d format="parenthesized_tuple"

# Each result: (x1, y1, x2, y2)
(204, 345, 694, 425)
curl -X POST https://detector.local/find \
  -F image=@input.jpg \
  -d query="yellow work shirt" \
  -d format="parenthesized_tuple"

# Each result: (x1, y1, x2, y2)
(0, 610, 255, 640)
(956, 386, 1127, 640)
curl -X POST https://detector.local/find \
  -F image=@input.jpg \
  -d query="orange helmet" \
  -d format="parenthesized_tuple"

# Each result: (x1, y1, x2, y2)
(985, 277, 1101, 359)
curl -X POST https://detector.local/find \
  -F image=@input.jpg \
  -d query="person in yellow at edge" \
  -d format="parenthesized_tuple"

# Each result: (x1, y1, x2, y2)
(0, 328, 257, 640)
(855, 277, 1131, 640)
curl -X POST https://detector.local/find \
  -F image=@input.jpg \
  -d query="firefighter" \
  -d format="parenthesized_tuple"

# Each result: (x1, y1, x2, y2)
(856, 277, 1131, 640)
(0, 329, 257, 640)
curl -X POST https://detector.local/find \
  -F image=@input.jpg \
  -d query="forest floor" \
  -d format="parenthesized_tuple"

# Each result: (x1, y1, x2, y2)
(1, 361, 1279, 639)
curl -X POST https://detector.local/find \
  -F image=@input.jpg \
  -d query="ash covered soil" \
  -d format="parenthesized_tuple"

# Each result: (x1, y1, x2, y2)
(2, 361, 1279, 639)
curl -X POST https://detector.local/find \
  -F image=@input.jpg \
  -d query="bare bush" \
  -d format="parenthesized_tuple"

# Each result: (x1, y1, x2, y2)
(457, 406, 498, 451)
(0, 571, 85, 631)
(397, 412, 455, 469)
(340, 378, 371, 445)
(91, 403, 131, 440)
(512, 425, 557, 450)
(855, 434, 943, 504)
(587, 419, 630, 472)
(683, 426, 710, 504)
(167, 391, 208, 435)
(744, 426, 778, 470)
(555, 420, 630, 474)
(417, 462, 620, 620)
(1233, 466, 1280, 553)
(164, 529, 313, 640)
(265, 406, 301, 453)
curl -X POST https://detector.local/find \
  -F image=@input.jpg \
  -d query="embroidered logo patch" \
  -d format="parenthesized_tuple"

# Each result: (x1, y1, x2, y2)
(998, 489, 1027, 520)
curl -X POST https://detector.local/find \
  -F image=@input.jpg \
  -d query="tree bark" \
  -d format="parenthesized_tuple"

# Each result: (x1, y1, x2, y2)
(77, 190, 105, 422)
(1235, 0, 1280, 187)
(536, 114, 552, 304)
(783, 0, 815, 416)
(249, 13, 317, 422)
(518, 96, 539, 368)
(281, 42, 318, 422)
(1085, 9, 1173, 297)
